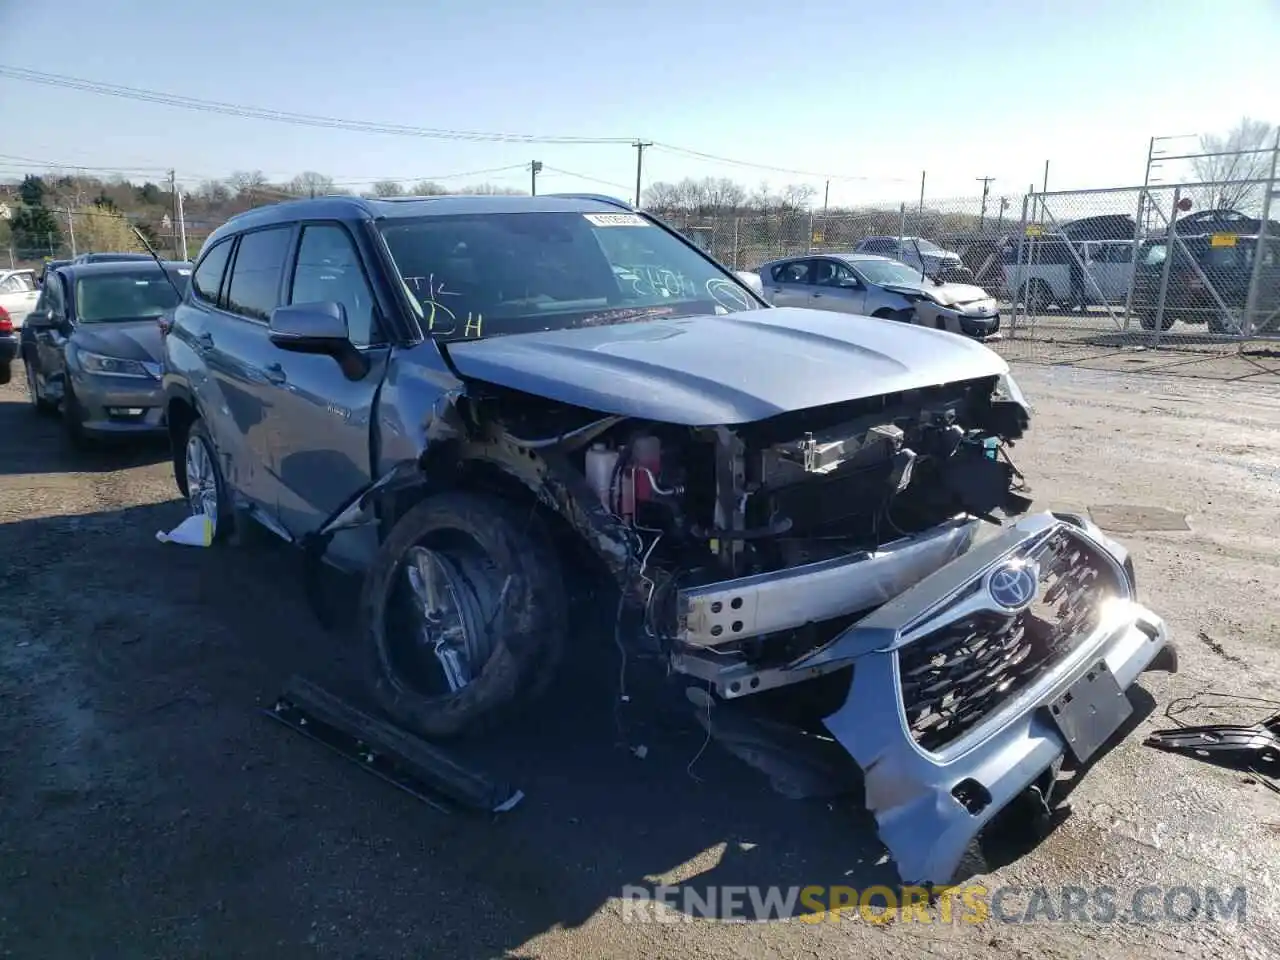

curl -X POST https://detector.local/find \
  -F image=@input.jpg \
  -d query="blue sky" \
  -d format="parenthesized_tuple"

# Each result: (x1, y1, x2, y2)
(0, 0, 1276, 206)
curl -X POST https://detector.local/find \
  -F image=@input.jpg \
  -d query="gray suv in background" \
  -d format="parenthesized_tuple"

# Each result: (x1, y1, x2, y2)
(161, 193, 1171, 887)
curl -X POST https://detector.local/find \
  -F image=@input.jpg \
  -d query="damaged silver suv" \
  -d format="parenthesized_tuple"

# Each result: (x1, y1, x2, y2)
(162, 194, 1176, 885)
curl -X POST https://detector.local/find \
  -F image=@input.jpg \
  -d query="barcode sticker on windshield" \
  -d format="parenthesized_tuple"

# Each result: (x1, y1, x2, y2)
(584, 213, 647, 227)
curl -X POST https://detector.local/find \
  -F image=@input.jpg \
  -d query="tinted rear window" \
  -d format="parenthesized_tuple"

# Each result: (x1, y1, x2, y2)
(226, 227, 292, 320)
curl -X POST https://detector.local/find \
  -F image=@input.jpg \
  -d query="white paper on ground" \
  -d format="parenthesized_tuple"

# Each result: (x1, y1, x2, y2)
(156, 514, 213, 546)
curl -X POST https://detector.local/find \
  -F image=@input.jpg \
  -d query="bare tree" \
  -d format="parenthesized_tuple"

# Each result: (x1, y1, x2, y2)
(196, 180, 231, 205)
(458, 183, 524, 196)
(372, 180, 405, 197)
(642, 181, 681, 211)
(228, 170, 268, 200)
(289, 171, 336, 198)
(1192, 117, 1277, 212)
(779, 183, 817, 212)
(411, 180, 449, 196)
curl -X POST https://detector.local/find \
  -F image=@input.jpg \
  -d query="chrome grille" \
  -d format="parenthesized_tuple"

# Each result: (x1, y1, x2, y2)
(897, 526, 1124, 752)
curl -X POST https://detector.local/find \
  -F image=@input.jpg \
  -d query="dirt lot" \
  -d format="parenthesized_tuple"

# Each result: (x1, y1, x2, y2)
(2, 359, 1279, 960)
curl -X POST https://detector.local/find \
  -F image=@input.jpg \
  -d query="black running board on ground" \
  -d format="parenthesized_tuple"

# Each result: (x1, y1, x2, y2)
(265, 675, 524, 815)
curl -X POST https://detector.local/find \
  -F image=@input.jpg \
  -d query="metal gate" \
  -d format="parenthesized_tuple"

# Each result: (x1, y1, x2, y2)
(1007, 178, 1279, 350)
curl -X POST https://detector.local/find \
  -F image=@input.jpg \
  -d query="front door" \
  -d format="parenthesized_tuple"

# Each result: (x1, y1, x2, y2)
(265, 222, 386, 558)
(809, 259, 868, 314)
(31, 272, 71, 400)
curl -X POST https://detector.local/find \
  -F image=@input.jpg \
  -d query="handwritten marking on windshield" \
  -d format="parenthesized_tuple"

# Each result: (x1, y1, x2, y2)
(463, 313, 483, 337)
(705, 278, 754, 313)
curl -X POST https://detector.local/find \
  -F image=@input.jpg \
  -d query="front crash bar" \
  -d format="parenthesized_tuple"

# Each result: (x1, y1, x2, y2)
(677, 517, 980, 647)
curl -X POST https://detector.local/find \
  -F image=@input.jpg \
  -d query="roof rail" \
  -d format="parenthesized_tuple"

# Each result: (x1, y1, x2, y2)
(544, 192, 634, 210)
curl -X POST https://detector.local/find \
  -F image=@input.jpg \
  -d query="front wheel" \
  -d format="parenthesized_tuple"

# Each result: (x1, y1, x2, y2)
(26, 362, 56, 414)
(177, 417, 234, 543)
(62, 382, 92, 449)
(361, 491, 567, 739)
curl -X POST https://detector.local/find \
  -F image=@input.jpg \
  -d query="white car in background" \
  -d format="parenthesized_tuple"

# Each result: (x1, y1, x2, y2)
(0, 269, 40, 327)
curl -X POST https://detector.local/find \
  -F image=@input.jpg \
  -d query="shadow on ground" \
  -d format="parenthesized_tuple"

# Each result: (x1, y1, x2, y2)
(0, 499, 902, 958)
(0, 388, 170, 476)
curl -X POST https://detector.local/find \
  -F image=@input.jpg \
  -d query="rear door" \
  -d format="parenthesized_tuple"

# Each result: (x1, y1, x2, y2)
(1087, 242, 1132, 303)
(766, 259, 815, 307)
(202, 225, 296, 514)
(266, 220, 388, 552)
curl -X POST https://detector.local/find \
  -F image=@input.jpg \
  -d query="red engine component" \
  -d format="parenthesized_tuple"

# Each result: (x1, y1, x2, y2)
(620, 435, 662, 518)
(631, 435, 662, 503)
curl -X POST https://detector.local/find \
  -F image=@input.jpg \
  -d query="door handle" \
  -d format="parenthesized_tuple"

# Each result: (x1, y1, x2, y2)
(812, 292, 824, 298)
(194, 331, 214, 351)
(264, 362, 288, 385)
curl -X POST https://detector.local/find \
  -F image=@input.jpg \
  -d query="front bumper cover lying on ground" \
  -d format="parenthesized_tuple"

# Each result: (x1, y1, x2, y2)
(790, 510, 1175, 885)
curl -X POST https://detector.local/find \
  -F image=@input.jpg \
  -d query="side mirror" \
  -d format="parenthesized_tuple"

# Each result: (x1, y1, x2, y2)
(733, 270, 764, 296)
(268, 301, 370, 380)
(837, 277, 861, 289)
(268, 301, 350, 353)
(25, 309, 53, 329)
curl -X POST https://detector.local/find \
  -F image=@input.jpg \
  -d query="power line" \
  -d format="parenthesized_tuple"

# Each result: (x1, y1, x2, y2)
(649, 142, 909, 183)
(540, 165, 631, 193)
(0, 66, 902, 186)
(0, 65, 632, 145)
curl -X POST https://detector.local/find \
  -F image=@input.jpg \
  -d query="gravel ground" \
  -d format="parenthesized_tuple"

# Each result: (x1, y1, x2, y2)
(2, 359, 1279, 960)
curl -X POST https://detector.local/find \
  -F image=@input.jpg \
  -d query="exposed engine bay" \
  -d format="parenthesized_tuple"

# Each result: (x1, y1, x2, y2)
(485, 373, 1034, 691)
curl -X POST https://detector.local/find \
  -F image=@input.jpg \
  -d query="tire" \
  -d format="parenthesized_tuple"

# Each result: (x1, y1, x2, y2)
(1023, 279, 1051, 313)
(175, 416, 235, 543)
(1138, 312, 1175, 331)
(25, 362, 56, 414)
(362, 491, 567, 740)
(61, 382, 93, 449)
(871, 308, 914, 324)
(0, 363, 9, 386)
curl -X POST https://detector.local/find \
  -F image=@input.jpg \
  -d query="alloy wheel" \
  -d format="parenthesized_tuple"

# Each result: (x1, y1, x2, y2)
(184, 433, 220, 536)
(403, 546, 494, 693)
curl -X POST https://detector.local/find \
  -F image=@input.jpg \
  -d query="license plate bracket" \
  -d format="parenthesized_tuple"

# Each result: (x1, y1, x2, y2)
(1046, 659, 1133, 763)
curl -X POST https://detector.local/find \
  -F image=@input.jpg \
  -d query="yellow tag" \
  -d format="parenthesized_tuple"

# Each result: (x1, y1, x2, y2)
(1025, 225, 1044, 237)
(1210, 233, 1236, 248)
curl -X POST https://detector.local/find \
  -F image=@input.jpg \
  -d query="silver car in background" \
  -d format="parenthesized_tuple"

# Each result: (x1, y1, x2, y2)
(755, 253, 1001, 339)
(855, 235, 974, 281)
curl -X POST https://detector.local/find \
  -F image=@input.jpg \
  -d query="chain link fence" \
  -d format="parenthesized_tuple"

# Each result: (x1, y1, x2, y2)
(998, 178, 1279, 364)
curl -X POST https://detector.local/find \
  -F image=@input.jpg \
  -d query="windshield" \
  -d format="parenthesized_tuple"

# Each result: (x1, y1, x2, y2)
(852, 259, 927, 286)
(74, 268, 187, 322)
(910, 238, 942, 253)
(379, 211, 760, 340)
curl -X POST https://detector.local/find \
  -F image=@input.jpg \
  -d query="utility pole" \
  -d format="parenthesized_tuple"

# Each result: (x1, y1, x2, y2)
(65, 207, 77, 257)
(168, 169, 180, 257)
(632, 141, 652, 208)
(529, 160, 542, 197)
(919, 171, 927, 212)
(176, 187, 189, 261)
(976, 176, 995, 227)
(822, 180, 829, 219)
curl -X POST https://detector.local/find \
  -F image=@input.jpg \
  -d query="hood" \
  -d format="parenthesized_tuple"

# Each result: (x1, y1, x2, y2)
(441, 307, 1007, 426)
(71, 320, 164, 364)
(880, 281, 990, 307)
